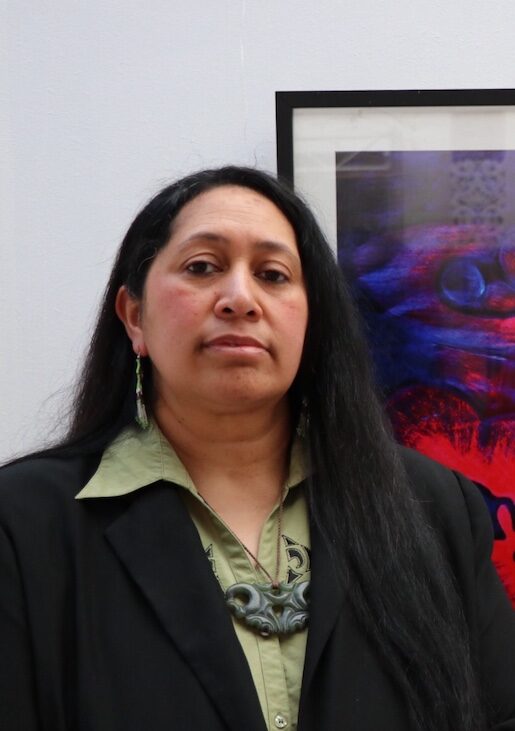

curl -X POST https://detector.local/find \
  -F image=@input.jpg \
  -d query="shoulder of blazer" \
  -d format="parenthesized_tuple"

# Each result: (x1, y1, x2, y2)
(0, 450, 102, 529)
(398, 444, 491, 540)
(397, 445, 495, 617)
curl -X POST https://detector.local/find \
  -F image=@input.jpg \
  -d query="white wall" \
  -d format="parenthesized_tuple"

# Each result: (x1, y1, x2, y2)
(2, 0, 515, 460)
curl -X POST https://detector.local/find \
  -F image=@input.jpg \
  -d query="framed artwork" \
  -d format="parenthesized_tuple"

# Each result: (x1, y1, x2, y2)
(276, 89, 515, 605)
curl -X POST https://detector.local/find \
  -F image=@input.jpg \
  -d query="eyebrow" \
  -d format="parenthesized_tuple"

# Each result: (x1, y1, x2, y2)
(177, 232, 300, 262)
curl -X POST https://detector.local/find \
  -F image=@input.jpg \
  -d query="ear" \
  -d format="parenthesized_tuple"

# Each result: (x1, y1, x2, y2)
(115, 285, 148, 356)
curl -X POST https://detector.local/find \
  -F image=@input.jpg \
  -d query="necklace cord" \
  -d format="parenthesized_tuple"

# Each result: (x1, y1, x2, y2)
(199, 488, 286, 590)
(238, 488, 285, 589)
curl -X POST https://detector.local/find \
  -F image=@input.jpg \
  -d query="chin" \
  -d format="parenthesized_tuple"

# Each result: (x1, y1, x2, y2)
(204, 382, 289, 411)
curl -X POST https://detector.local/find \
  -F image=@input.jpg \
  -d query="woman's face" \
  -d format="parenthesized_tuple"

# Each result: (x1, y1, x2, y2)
(117, 185, 308, 416)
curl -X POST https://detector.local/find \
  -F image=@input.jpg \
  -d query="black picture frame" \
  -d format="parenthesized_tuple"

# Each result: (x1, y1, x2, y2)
(276, 89, 515, 604)
(276, 89, 515, 250)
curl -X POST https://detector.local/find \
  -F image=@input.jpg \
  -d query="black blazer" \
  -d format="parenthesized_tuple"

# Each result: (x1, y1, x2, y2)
(0, 447, 514, 731)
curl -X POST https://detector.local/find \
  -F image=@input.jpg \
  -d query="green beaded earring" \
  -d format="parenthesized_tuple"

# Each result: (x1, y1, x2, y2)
(135, 353, 149, 430)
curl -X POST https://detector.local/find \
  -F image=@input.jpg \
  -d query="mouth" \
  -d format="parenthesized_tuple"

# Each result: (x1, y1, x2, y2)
(203, 334, 268, 354)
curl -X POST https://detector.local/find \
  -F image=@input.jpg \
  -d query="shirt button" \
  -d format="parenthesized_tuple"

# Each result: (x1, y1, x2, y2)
(274, 714, 288, 729)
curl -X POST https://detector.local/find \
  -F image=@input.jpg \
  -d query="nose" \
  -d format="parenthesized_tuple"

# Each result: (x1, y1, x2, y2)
(213, 267, 263, 321)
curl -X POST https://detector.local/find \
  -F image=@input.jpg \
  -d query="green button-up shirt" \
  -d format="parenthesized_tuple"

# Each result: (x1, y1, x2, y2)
(76, 422, 311, 730)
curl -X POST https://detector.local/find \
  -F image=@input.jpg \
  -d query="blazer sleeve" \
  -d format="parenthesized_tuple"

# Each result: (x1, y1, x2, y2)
(0, 523, 40, 730)
(456, 472, 515, 729)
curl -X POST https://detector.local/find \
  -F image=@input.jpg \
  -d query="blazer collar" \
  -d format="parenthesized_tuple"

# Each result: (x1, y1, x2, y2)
(300, 518, 347, 697)
(105, 481, 267, 731)
(103, 478, 346, 729)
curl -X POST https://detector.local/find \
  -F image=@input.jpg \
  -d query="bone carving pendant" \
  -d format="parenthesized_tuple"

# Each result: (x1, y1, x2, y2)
(225, 580, 310, 637)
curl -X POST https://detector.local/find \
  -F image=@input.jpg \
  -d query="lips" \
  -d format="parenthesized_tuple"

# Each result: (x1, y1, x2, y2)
(203, 334, 268, 351)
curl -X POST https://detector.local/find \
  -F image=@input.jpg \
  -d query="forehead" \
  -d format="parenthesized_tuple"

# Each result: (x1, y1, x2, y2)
(170, 185, 297, 245)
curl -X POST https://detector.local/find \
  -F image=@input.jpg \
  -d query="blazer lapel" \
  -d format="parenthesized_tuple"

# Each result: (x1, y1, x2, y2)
(300, 520, 347, 695)
(105, 481, 266, 731)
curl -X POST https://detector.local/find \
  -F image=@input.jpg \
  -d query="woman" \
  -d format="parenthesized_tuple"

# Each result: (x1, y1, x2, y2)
(0, 166, 514, 731)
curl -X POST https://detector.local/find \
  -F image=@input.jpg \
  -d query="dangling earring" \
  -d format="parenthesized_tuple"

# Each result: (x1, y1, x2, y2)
(135, 352, 149, 429)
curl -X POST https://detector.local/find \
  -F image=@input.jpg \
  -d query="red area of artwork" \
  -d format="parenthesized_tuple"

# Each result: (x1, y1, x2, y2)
(388, 387, 515, 605)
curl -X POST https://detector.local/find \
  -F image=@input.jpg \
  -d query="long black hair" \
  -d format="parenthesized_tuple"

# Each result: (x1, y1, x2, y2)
(39, 167, 484, 729)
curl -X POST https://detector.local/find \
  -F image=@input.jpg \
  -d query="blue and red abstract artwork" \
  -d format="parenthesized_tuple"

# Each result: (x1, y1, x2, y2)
(336, 150, 515, 604)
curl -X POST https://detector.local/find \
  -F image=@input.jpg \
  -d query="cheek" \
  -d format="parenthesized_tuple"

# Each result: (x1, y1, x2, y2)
(144, 284, 206, 347)
(281, 301, 308, 352)
(167, 287, 204, 327)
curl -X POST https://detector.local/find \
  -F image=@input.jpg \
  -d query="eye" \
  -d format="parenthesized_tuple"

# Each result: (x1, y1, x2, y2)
(257, 269, 289, 284)
(185, 260, 219, 275)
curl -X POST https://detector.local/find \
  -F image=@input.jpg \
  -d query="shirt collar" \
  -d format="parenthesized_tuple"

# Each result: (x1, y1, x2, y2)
(75, 421, 309, 500)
